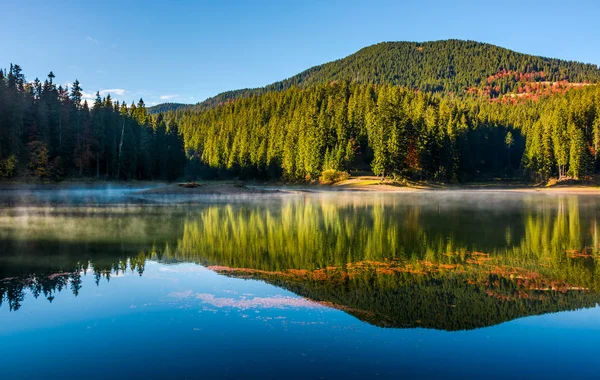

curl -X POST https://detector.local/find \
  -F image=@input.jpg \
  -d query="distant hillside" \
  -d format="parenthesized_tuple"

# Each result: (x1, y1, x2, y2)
(147, 102, 190, 114)
(160, 39, 600, 112)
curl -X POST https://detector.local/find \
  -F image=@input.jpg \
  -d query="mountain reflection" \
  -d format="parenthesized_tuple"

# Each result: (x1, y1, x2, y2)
(2, 193, 600, 330)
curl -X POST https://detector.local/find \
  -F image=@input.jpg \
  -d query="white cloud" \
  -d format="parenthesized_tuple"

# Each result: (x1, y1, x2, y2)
(80, 91, 96, 104)
(100, 89, 126, 96)
(86, 36, 99, 44)
(193, 293, 322, 310)
(160, 94, 178, 100)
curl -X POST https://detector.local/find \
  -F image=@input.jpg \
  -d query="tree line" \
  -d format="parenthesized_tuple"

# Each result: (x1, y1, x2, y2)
(0, 64, 185, 180)
(487, 85, 600, 180)
(174, 80, 600, 182)
(3, 63, 600, 183)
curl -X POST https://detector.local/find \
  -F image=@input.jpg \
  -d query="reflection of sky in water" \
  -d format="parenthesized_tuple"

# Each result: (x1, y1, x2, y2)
(2, 261, 600, 379)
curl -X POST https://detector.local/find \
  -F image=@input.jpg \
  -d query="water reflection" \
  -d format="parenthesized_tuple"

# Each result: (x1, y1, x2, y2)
(2, 192, 600, 330)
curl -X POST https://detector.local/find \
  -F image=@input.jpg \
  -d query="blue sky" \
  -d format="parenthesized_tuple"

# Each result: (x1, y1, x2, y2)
(2, 0, 599, 106)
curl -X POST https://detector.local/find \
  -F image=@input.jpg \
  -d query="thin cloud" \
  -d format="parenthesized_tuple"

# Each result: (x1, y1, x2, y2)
(100, 89, 126, 96)
(80, 91, 96, 104)
(160, 94, 178, 100)
(86, 36, 99, 44)
(195, 293, 322, 310)
(168, 291, 323, 310)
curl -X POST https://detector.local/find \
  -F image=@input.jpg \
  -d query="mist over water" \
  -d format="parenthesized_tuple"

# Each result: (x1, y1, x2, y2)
(2, 188, 600, 378)
(0, 184, 156, 206)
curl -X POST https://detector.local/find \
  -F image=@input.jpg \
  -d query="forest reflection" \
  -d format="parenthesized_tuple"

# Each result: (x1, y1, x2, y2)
(2, 193, 600, 330)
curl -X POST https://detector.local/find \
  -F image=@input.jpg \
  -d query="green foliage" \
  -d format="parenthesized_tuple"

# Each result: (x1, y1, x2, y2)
(177, 81, 526, 182)
(0, 155, 17, 177)
(0, 66, 186, 181)
(27, 141, 50, 177)
(175, 79, 600, 182)
(147, 102, 189, 114)
(505, 131, 514, 148)
(319, 169, 350, 184)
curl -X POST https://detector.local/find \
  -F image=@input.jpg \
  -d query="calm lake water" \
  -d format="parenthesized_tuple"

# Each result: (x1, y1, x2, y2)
(2, 188, 600, 379)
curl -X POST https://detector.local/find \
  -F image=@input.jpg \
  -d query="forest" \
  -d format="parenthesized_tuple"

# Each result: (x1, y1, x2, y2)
(173, 81, 600, 182)
(0, 65, 185, 180)
(3, 39, 600, 182)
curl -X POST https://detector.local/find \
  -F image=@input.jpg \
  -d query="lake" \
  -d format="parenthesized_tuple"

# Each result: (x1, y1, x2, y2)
(2, 187, 600, 379)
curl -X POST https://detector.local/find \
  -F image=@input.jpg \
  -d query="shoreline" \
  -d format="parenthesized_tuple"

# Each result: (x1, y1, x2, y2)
(1, 177, 600, 195)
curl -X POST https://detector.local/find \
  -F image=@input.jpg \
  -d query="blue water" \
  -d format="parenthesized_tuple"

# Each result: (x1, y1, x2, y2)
(1, 261, 599, 379)
(2, 189, 600, 379)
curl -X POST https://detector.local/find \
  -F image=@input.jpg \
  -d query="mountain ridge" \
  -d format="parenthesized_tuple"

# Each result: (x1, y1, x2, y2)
(148, 39, 600, 114)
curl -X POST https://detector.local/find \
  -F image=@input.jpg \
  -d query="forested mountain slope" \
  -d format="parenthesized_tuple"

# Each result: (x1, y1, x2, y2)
(162, 40, 600, 182)
(176, 80, 600, 182)
(147, 102, 188, 114)
(157, 39, 600, 113)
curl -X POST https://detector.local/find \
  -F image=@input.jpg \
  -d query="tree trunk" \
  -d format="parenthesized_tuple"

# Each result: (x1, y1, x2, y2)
(117, 121, 125, 178)
(59, 115, 62, 149)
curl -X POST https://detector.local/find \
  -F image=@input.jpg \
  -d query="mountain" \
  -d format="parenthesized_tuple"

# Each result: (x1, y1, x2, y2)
(147, 102, 189, 114)
(149, 39, 600, 183)
(151, 39, 600, 113)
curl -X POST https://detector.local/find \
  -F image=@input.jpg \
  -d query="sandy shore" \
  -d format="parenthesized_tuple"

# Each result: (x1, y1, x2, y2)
(329, 176, 600, 194)
(1, 177, 600, 196)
